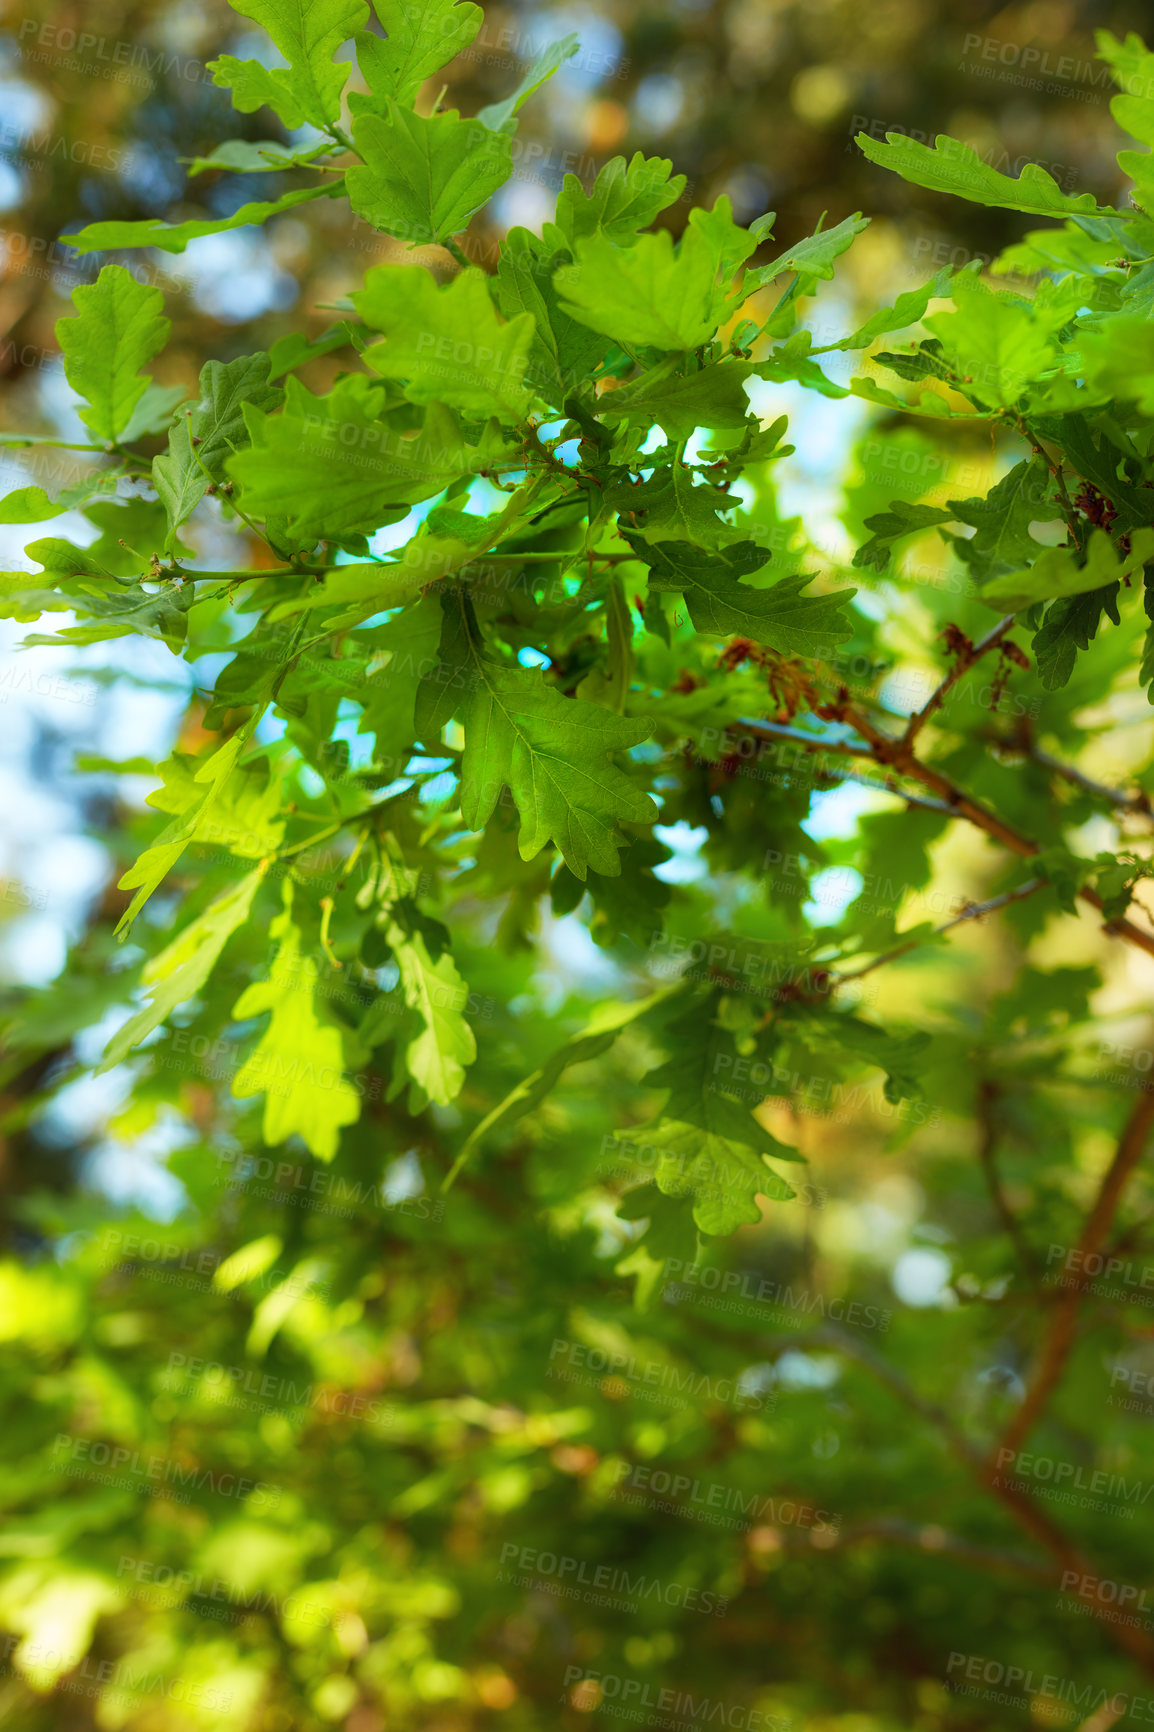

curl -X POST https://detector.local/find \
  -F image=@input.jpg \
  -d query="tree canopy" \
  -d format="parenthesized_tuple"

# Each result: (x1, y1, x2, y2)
(5, 8, 1154, 1730)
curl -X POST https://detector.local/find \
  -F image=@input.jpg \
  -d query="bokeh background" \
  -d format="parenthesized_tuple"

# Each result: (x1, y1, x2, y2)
(4, 3, 1154, 1730)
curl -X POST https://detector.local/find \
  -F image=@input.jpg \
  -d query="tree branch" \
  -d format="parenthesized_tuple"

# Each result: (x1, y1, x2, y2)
(1026, 741, 1153, 820)
(764, 1323, 1154, 1673)
(739, 704, 1154, 961)
(814, 1516, 1052, 1580)
(997, 1083, 1154, 1461)
(833, 700, 1154, 962)
(902, 615, 1019, 747)
(831, 879, 1047, 987)
(976, 1078, 1041, 1284)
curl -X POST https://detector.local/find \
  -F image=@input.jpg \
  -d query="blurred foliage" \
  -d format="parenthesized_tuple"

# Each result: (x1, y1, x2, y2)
(4, 3, 1154, 1732)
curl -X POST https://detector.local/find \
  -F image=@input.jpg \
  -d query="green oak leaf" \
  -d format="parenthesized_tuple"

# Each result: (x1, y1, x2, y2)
(450, 994, 672, 1184)
(624, 533, 856, 656)
(554, 225, 732, 353)
(923, 272, 1058, 409)
(610, 457, 738, 548)
(0, 487, 71, 524)
(476, 34, 579, 132)
(184, 139, 331, 175)
(232, 890, 362, 1161)
(354, 264, 534, 419)
(615, 1182, 704, 1309)
(115, 731, 270, 933)
(57, 265, 169, 443)
(97, 870, 262, 1073)
(495, 228, 611, 405)
(814, 267, 956, 351)
(228, 377, 468, 540)
(358, 595, 447, 754)
(208, 0, 368, 129)
(743, 211, 868, 294)
(347, 101, 513, 245)
(856, 130, 1113, 218)
(787, 1009, 931, 1104)
(387, 919, 477, 1107)
(16, 556, 193, 650)
(153, 353, 283, 544)
(1032, 584, 1121, 690)
(549, 151, 686, 247)
(639, 1004, 801, 1235)
(415, 586, 658, 878)
(853, 502, 953, 572)
(982, 527, 1154, 611)
(947, 457, 1055, 586)
(352, 0, 483, 113)
(65, 184, 340, 256)
(602, 358, 767, 443)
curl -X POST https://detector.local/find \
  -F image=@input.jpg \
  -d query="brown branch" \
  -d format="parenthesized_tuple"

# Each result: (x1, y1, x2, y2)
(831, 878, 1047, 987)
(901, 614, 1019, 747)
(821, 767, 960, 818)
(740, 705, 1154, 962)
(836, 701, 1154, 962)
(767, 1324, 1154, 1673)
(1027, 742, 1153, 820)
(815, 1516, 1052, 1580)
(997, 1085, 1154, 1462)
(976, 1079, 1041, 1284)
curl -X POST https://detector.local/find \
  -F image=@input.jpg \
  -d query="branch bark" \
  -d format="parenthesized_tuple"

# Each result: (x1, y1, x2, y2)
(902, 614, 1019, 746)
(997, 1084, 1154, 1461)
(765, 1323, 1154, 1673)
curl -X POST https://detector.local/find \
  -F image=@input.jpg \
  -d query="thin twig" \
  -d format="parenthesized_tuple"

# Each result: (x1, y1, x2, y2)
(834, 699, 1154, 961)
(742, 705, 1154, 960)
(817, 1517, 1052, 1580)
(976, 1078, 1041, 1284)
(1027, 742, 1153, 818)
(831, 878, 1047, 986)
(902, 614, 1019, 746)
